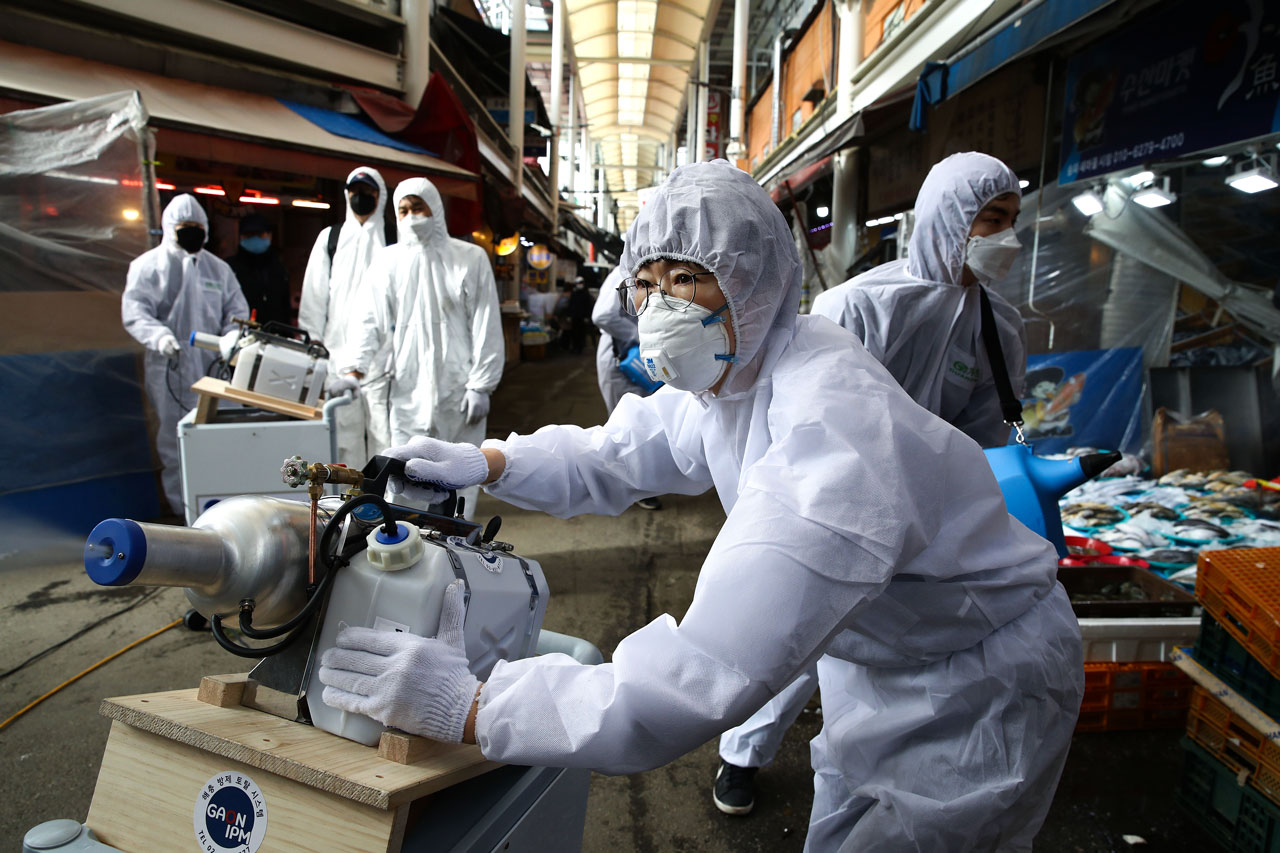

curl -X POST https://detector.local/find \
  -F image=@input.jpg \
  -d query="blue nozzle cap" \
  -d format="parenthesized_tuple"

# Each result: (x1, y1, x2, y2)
(375, 521, 410, 545)
(85, 519, 148, 586)
(188, 331, 197, 346)
(352, 503, 385, 524)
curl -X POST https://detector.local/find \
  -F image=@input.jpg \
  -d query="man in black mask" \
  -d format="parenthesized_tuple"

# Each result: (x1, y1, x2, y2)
(121, 193, 248, 516)
(227, 212, 291, 326)
(300, 166, 392, 465)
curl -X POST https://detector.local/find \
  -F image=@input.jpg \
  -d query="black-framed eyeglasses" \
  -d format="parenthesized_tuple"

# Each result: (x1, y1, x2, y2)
(617, 269, 718, 317)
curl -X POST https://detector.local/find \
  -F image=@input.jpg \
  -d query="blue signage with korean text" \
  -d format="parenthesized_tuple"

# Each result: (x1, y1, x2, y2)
(1058, 0, 1280, 185)
(1016, 348, 1144, 455)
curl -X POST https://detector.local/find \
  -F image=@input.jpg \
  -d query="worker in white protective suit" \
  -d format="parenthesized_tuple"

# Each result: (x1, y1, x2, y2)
(299, 167, 392, 466)
(713, 151, 1032, 816)
(592, 265, 664, 511)
(343, 176, 503, 516)
(122, 194, 249, 516)
(592, 266, 642, 411)
(317, 160, 1083, 851)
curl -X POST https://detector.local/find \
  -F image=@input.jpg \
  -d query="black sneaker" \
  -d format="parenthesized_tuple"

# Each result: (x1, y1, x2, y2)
(635, 496, 663, 511)
(712, 760, 757, 815)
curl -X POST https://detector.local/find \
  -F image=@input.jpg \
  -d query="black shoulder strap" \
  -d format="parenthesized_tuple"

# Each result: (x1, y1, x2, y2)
(385, 217, 396, 246)
(326, 223, 340, 265)
(978, 285, 1023, 427)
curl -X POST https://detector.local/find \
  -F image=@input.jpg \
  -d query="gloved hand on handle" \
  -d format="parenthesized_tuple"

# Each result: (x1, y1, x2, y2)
(379, 436, 491, 505)
(324, 374, 361, 398)
(157, 332, 181, 358)
(319, 580, 480, 743)
(460, 389, 490, 425)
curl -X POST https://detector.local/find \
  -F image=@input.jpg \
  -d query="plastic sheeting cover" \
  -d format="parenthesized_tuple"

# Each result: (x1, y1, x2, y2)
(0, 92, 156, 500)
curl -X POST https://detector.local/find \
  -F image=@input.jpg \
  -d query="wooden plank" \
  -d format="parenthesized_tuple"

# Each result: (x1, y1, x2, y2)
(191, 375, 322, 421)
(87, 721, 408, 853)
(99, 689, 499, 809)
(198, 673, 249, 708)
(378, 731, 454, 766)
(193, 390, 220, 424)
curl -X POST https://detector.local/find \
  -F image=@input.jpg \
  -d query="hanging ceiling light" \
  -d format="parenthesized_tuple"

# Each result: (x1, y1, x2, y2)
(1201, 155, 1229, 167)
(1071, 188, 1104, 217)
(1132, 176, 1176, 208)
(1123, 170, 1154, 187)
(1226, 154, 1278, 194)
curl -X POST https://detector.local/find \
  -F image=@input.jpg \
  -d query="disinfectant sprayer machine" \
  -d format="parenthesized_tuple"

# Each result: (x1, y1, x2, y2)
(37, 456, 595, 853)
(191, 319, 330, 407)
(84, 455, 549, 745)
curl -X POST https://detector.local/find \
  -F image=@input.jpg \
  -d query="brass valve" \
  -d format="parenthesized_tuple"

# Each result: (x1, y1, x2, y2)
(281, 456, 365, 499)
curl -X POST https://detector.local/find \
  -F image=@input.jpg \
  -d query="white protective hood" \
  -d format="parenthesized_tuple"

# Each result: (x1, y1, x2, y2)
(812, 152, 1028, 446)
(161, 192, 208, 249)
(620, 159, 802, 399)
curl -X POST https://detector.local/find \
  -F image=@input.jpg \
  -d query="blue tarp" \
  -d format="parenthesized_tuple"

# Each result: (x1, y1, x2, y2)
(278, 99, 439, 157)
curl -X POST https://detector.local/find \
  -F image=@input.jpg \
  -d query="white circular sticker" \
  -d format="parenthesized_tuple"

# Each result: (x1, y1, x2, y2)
(193, 771, 267, 853)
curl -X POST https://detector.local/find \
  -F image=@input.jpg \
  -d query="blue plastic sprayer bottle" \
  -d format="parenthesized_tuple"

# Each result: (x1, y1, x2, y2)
(984, 445, 1121, 557)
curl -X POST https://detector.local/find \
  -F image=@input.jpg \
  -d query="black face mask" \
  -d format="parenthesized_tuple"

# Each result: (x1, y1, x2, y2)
(349, 191, 378, 217)
(175, 226, 205, 253)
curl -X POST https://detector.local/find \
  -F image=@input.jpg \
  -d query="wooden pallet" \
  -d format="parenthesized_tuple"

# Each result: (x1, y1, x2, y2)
(83, 675, 498, 852)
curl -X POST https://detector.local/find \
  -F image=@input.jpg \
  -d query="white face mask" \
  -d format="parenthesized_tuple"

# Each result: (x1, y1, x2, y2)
(965, 227, 1022, 283)
(402, 213, 434, 241)
(637, 298, 736, 393)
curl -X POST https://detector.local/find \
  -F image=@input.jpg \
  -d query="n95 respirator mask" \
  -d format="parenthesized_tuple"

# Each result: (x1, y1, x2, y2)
(965, 227, 1022, 283)
(637, 299, 736, 393)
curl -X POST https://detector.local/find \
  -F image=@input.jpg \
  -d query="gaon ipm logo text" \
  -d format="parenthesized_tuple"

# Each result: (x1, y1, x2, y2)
(194, 772, 267, 853)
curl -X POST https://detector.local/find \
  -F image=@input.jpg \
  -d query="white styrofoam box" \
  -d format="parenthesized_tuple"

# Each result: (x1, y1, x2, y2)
(1078, 616, 1202, 662)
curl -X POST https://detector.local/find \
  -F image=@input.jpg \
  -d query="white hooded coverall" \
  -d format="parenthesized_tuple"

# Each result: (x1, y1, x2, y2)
(722, 152, 1032, 771)
(473, 161, 1082, 850)
(592, 265, 654, 412)
(121, 194, 248, 515)
(299, 166, 392, 464)
(347, 177, 504, 510)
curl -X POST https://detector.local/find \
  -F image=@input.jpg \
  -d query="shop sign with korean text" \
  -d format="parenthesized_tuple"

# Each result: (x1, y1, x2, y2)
(1059, 0, 1280, 185)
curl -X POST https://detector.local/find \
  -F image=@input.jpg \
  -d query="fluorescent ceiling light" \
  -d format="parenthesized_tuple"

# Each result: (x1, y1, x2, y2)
(1132, 185, 1175, 207)
(292, 200, 331, 209)
(1226, 161, 1278, 194)
(815, 206, 829, 217)
(1072, 190, 1103, 217)
(1201, 155, 1229, 167)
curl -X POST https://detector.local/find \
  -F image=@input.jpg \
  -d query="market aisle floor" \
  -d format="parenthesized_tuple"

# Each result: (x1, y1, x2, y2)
(2, 343, 1214, 850)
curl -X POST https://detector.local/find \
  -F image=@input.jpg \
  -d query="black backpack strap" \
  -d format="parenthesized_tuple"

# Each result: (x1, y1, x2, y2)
(385, 216, 396, 245)
(978, 285, 1025, 435)
(326, 224, 340, 266)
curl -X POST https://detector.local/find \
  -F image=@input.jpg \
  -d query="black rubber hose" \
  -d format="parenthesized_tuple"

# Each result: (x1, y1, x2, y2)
(236, 567, 337, 640)
(236, 493, 394, 640)
(211, 614, 303, 658)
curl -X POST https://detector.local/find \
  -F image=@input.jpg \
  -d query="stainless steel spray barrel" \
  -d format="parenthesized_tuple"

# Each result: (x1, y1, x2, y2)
(84, 496, 315, 627)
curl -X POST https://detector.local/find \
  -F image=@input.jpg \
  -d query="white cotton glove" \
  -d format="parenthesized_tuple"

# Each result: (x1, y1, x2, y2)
(380, 436, 490, 505)
(157, 333, 181, 358)
(319, 580, 479, 743)
(325, 374, 361, 398)
(460, 389, 491, 426)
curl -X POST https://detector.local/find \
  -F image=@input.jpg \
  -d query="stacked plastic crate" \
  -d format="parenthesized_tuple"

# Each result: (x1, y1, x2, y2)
(1061, 561, 1199, 732)
(1175, 547, 1280, 850)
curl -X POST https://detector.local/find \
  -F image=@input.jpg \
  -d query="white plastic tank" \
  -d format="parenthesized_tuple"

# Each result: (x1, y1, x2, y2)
(305, 520, 549, 746)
